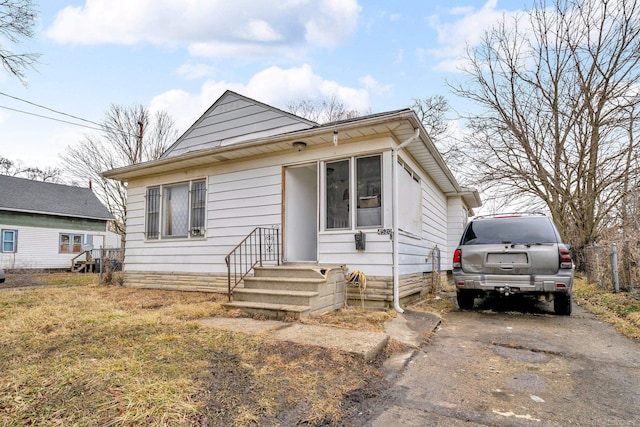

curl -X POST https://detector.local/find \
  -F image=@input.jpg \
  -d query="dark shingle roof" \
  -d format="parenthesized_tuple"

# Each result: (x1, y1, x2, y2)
(0, 175, 112, 220)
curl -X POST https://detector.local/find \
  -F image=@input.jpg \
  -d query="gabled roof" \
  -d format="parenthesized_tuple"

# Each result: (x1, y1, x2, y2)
(162, 90, 317, 158)
(0, 175, 112, 221)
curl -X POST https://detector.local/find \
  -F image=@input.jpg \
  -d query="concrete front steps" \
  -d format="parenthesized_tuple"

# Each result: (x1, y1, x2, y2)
(224, 264, 346, 319)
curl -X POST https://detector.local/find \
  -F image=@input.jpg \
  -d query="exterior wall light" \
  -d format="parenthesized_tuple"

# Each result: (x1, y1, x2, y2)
(292, 141, 307, 151)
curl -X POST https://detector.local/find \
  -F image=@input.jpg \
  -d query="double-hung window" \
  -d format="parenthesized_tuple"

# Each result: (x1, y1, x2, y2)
(325, 154, 382, 230)
(145, 179, 206, 240)
(1, 229, 17, 253)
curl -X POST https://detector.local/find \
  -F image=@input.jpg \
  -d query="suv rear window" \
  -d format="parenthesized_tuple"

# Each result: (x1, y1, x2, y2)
(460, 217, 559, 245)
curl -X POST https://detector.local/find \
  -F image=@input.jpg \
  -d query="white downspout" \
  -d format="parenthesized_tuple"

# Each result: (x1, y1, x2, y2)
(391, 128, 420, 313)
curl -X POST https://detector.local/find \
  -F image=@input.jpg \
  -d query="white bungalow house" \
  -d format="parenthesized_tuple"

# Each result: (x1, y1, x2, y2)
(103, 90, 480, 317)
(0, 175, 119, 270)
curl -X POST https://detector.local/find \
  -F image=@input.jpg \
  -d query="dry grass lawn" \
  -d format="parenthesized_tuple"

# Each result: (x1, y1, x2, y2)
(573, 276, 640, 342)
(0, 273, 389, 426)
(5, 272, 631, 425)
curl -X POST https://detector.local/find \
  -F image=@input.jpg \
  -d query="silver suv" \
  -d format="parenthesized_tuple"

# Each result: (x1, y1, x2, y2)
(452, 213, 574, 315)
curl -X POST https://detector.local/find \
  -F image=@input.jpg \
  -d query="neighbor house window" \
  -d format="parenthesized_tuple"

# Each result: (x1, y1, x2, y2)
(326, 154, 382, 230)
(59, 233, 83, 253)
(145, 179, 206, 240)
(1, 229, 17, 253)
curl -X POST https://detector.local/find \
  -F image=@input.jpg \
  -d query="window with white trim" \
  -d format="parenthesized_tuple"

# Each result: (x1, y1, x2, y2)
(145, 179, 206, 240)
(1, 229, 17, 253)
(325, 154, 382, 230)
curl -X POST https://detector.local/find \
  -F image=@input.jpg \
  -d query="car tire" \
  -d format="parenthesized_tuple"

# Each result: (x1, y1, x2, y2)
(554, 293, 572, 316)
(457, 290, 475, 310)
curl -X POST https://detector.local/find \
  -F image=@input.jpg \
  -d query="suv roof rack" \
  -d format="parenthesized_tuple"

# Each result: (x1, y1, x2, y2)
(473, 212, 548, 220)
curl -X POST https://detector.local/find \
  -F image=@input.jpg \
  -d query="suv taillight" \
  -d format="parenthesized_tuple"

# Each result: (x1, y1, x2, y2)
(559, 247, 572, 269)
(453, 248, 461, 268)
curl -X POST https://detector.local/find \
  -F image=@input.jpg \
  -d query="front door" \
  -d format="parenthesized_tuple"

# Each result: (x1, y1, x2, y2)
(284, 163, 318, 262)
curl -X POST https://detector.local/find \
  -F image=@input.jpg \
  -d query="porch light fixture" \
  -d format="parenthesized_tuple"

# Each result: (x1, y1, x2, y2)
(292, 141, 307, 151)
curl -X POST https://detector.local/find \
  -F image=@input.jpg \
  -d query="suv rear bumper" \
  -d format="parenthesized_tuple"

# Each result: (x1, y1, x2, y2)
(453, 270, 573, 294)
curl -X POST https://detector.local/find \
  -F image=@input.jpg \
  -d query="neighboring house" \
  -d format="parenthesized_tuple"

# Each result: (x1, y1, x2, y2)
(0, 175, 118, 270)
(104, 90, 481, 315)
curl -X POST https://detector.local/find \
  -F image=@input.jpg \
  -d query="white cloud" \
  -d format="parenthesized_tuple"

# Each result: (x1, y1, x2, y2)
(149, 64, 371, 132)
(46, 0, 361, 59)
(360, 75, 393, 97)
(304, 0, 361, 47)
(177, 63, 217, 80)
(427, 0, 522, 71)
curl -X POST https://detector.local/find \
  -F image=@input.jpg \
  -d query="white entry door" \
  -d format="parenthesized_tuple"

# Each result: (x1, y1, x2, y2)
(284, 164, 318, 262)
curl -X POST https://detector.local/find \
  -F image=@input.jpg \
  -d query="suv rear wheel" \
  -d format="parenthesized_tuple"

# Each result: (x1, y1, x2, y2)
(554, 293, 572, 315)
(457, 290, 475, 310)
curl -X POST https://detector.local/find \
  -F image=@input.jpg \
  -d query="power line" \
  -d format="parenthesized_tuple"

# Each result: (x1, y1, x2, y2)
(0, 91, 142, 139)
(0, 104, 106, 132)
(0, 90, 104, 128)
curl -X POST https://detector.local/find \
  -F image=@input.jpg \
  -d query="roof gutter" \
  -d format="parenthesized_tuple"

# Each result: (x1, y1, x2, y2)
(391, 127, 420, 314)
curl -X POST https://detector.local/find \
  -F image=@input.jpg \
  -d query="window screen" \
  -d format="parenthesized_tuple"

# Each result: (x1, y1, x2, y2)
(356, 155, 382, 227)
(146, 187, 160, 239)
(190, 180, 206, 236)
(326, 160, 350, 229)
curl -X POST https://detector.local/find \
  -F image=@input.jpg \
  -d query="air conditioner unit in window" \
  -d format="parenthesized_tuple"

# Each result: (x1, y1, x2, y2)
(190, 228, 205, 237)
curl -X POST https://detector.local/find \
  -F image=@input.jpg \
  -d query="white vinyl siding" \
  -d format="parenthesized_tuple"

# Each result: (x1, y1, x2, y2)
(446, 198, 468, 271)
(125, 165, 281, 274)
(397, 155, 449, 276)
(123, 136, 461, 279)
(164, 93, 313, 158)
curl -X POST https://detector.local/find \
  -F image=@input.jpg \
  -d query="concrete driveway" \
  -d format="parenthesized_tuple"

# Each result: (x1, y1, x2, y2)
(370, 299, 640, 426)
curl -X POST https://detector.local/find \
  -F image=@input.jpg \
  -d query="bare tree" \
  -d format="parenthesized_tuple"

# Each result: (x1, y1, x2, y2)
(410, 95, 466, 177)
(61, 104, 178, 243)
(450, 0, 640, 249)
(0, 0, 39, 83)
(0, 155, 61, 181)
(411, 95, 450, 142)
(286, 94, 367, 123)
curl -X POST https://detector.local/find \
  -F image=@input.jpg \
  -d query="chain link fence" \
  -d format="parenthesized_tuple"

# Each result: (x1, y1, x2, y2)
(94, 247, 124, 285)
(576, 241, 638, 292)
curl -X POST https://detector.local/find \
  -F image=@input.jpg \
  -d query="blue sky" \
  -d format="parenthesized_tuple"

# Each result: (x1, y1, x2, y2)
(0, 0, 525, 171)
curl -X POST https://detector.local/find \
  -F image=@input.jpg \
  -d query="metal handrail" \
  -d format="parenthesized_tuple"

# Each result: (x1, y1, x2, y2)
(225, 227, 281, 301)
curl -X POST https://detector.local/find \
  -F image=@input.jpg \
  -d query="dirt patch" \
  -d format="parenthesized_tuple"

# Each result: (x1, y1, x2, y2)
(196, 340, 392, 426)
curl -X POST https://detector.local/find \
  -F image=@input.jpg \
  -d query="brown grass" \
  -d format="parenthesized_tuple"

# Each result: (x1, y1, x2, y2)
(573, 276, 640, 342)
(301, 307, 396, 332)
(0, 275, 387, 426)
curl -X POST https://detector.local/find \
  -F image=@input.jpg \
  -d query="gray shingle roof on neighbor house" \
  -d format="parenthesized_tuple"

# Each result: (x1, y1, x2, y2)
(0, 174, 112, 220)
